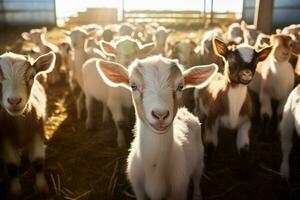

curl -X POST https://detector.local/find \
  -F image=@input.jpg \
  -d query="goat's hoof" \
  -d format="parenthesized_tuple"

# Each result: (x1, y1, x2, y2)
(239, 144, 249, 159)
(86, 121, 97, 131)
(205, 143, 215, 157)
(280, 164, 290, 179)
(261, 113, 270, 123)
(204, 143, 215, 166)
(117, 136, 127, 148)
(35, 174, 49, 194)
(9, 179, 22, 197)
(192, 193, 202, 200)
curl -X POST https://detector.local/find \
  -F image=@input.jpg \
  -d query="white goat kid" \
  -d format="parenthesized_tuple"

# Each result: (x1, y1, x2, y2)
(97, 55, 218, 200)
(279, 85, 300, 178)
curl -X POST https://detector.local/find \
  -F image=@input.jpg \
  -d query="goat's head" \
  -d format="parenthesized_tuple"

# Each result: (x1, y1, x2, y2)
(171, 40, 198, 67)
(270, 34, 299, 62)
(22, 27, 47, 44)
(66, 28, 91, 49)
(0, 52, 55, 116)
(154, 26, 170, 46)
(227, 22, 244, 45)
(96, 55, 218, 134)
(213, 38, 272, 85)
(241, 21, 261, 46)
(100, 37, 155, 67)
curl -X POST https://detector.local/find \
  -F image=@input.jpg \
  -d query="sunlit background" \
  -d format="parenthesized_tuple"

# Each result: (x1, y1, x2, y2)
(56, 0, 243, 24)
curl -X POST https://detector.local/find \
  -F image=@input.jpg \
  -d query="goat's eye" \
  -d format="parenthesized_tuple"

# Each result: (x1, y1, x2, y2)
(131, 83, 138, 91)
(176, 84, 183, 92)
(29, 74, 35, 80)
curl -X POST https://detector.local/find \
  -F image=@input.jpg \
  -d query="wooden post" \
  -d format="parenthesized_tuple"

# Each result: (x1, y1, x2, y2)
(254, 0, 273, 34)
(203, 0, 206, 26)
(210, 0, 214, 25)
(122, 0, 125, 22)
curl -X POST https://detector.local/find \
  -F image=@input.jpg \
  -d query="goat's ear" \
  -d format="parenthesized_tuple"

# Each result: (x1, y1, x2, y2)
(276, 29, 282, 34)
(241, 20, 248, 30)
(213, 37, 227, 58)
(33, 51, 56, 74)
(22, 32, 31, 41)
(256, 45, 272, 62)
(292, 40, 300, 55)
(42, 27, 47, 33)
(138, 42, 155, 56)
(96, 59, 130, 89)
(100, 40, 116, 56)
(183, 63, 218, 89)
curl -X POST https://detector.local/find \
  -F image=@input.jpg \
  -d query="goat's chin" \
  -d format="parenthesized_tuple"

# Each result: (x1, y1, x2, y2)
(6, 107, 25, 116)
(147, 122, 172, 134)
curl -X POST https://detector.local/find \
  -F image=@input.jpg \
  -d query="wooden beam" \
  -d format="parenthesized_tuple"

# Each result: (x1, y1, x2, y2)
(254, 0, 274, 34)
(210, 0, 213, 25)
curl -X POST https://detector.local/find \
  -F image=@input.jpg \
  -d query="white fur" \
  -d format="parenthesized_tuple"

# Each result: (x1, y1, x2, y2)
(237, 45, 254, 63)
(250, 56, 294, 118)
(70, 27, 106, 119)
(220, 85, 248, 129)
(82, 58, 132, 147)
(279, 86, 300, 178)
(226, 22, 243, 44)
(123, 56, 205, 199)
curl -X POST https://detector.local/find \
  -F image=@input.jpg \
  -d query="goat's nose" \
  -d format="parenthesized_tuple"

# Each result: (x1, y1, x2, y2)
(243, 69, 252, 75)
(7, 97, 22, 106)
(151, 110, 170, 120)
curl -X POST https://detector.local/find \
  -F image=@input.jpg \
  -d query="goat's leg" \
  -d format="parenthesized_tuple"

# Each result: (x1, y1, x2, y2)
(76, 91, 85, 120)
(85, 95, 96, 130)
(237, 119, 251, 179)
(108, 103, 127, 148)
(279, 110, 294, 179)
(2, 139, 22, 196)
(204, 119, 219, 157)
(237, 120, 251, 158)
(259, 92, 272, 137)
(28, 134, 49, 194)
(102, 103, 109, 124)
(192, 160, 203, 200)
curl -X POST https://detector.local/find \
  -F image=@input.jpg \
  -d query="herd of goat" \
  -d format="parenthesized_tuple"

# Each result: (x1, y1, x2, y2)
(1, 20, 300, 199)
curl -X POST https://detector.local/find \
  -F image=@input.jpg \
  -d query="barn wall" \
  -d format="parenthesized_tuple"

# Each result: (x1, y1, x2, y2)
(242, 0, 300, 29)
(0, 0, 56, 26)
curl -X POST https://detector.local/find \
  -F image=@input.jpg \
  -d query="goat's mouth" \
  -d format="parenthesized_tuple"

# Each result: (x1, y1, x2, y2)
(7, 107, 25, 116)
(148, 121, 172, 134)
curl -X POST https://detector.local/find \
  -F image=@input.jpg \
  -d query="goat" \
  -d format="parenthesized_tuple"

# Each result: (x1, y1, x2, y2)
(66, 27, 106, 119)
(152, 26, 171, 56)
(97, 55, 218, 200)
(249, 34, 298, 131)
(279, 84, 300, 178)
(241, 20, 261, 46)
(226, 22, 244, 45)
(0, 51, 55, 197)
(194, 38, 272, 161)
(82, 37, 155, 147)
(22, 27, 63, 85)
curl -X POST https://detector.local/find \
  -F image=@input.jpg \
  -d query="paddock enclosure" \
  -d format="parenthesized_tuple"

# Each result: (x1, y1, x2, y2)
(0, 0, 300, 200)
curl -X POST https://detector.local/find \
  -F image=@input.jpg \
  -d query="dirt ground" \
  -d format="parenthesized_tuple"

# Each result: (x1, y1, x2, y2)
(0, 27, 300, 200)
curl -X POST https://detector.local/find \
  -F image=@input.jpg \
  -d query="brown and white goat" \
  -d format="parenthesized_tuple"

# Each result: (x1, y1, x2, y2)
(0, 51, 55, 196)
(194, 38, 272, 159)
(22, 27, 63, 85)
(249, 34, 299, 126)
(97, 55, 218, 200)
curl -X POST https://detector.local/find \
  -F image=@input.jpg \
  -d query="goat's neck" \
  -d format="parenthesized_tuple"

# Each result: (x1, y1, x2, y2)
(136, 117, 173, 165)
(270, 55, 289, 73)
